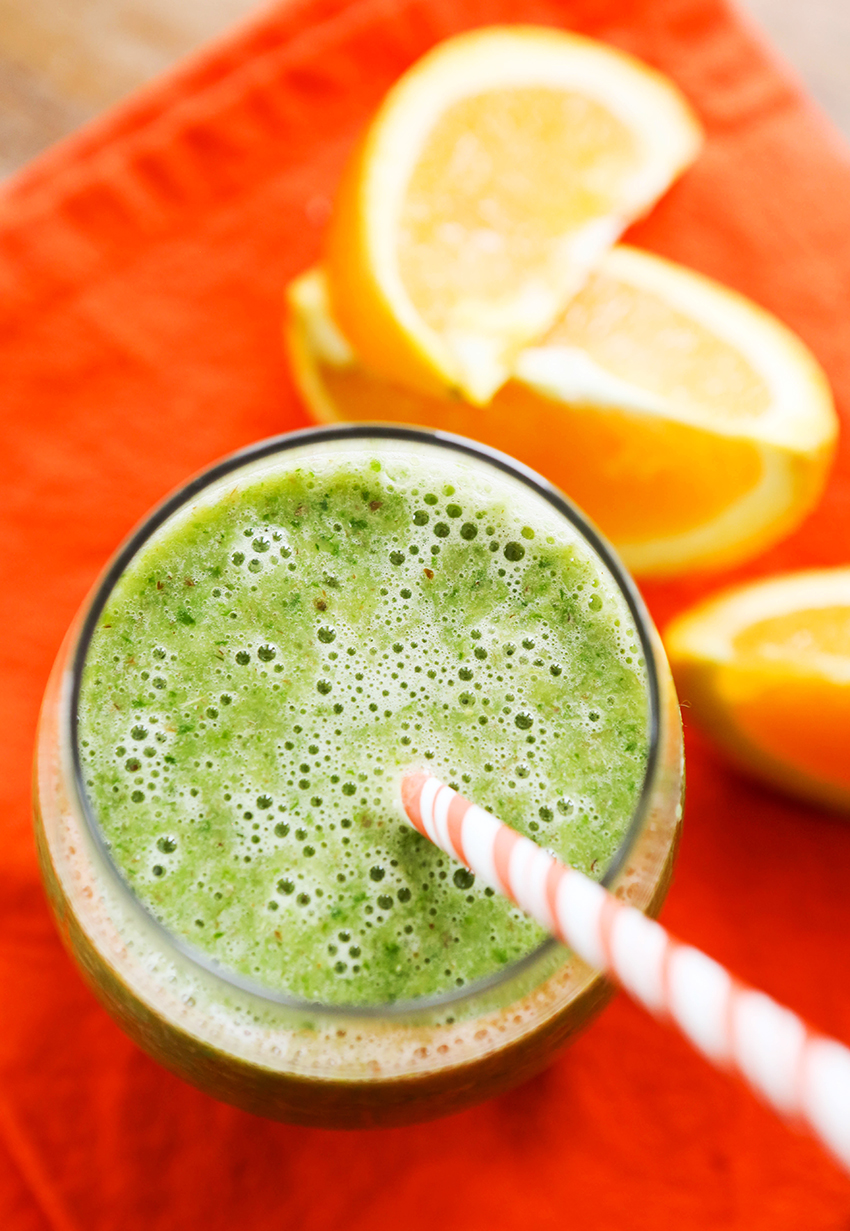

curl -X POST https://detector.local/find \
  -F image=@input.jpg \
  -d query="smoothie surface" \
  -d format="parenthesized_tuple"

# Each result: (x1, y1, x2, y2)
(79, 442, 649, 1004)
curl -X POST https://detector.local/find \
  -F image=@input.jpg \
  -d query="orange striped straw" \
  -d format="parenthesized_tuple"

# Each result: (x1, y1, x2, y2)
(401, 769, 850, 1172)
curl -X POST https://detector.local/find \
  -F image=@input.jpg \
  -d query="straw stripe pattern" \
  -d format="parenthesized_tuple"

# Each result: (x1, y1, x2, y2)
(400, 770, 850, 1172)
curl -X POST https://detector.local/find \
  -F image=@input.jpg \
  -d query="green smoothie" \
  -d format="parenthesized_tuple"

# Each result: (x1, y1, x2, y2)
(78, 439, 649, 1006)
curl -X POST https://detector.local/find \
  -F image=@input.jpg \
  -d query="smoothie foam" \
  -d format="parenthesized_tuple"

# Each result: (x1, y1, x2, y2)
(78, 441, 649, 1006)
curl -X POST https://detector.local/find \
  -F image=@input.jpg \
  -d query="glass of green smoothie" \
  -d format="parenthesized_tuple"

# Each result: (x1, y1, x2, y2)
(34, 425, 683, 1127)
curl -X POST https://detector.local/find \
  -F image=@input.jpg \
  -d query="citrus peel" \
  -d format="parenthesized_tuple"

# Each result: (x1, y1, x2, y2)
(286, 248, 837, 576)
(325, 26, 702, 404)
(665, 570, 850, 811)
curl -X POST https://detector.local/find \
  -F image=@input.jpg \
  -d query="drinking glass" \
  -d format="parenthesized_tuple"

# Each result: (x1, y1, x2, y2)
(34, 425, 684, 1128)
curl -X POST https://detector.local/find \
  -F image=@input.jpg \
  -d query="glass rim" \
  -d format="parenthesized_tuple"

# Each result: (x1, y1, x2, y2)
(65, 423, 661, 1019)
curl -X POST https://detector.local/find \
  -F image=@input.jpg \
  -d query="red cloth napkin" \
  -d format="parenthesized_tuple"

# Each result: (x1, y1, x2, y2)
(3, 0, 850, 1226)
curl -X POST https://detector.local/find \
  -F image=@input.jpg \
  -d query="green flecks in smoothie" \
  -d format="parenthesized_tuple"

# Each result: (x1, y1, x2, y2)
(78, 451, 649, 1006)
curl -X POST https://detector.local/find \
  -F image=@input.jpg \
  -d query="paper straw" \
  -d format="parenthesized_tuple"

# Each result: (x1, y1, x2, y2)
(401, 769, 850, 1172)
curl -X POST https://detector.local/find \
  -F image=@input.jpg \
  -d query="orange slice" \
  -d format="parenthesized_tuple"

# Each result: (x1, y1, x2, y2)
(665, 570, 850, 811)
(325, 26, 701, 404)
(285, 248, 837, 576)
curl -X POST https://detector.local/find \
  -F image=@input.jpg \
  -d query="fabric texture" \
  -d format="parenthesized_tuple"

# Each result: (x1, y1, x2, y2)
(3, 0, 850, 1225)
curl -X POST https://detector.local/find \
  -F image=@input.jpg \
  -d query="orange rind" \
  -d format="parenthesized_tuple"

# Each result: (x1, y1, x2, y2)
(286, 248, 837, 576)
(325, 26, 702, 404)
(665, 570, 850, 810)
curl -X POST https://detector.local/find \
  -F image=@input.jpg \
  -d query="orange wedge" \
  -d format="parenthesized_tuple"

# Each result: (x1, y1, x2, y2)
(325, 26, 701, 404)
(285, 248, 837, 576)
(665, 570, 850, 811)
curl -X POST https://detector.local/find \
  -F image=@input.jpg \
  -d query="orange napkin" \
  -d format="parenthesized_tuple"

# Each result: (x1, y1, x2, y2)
(3, 0, 850, 1226)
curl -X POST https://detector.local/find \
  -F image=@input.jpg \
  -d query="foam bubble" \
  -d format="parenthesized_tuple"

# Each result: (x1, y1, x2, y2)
(79, 444, 649, 1005)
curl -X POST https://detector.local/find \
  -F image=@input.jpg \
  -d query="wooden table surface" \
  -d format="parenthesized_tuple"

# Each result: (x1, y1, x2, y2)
(1, 0, 848, 177)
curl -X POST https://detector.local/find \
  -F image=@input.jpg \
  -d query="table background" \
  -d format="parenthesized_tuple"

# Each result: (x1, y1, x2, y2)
(1, 0, 849, 177)
(3, 0, 850, 1227)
